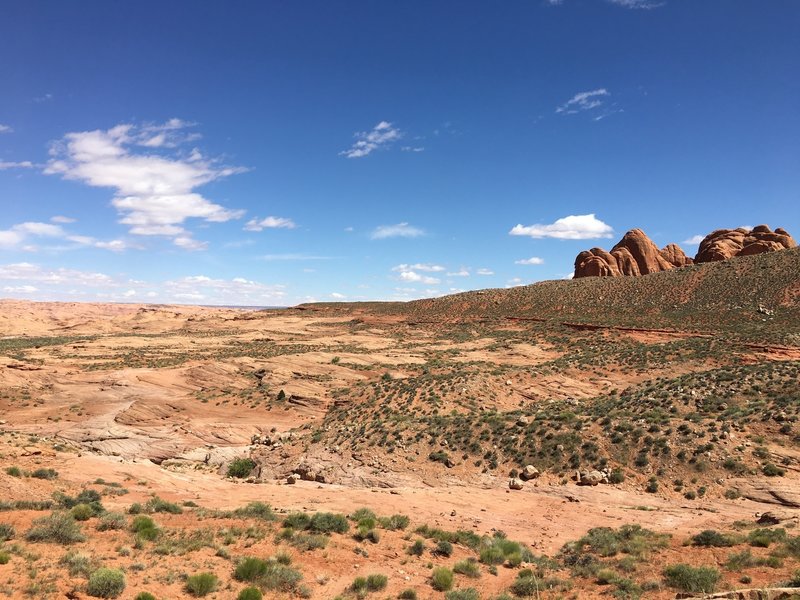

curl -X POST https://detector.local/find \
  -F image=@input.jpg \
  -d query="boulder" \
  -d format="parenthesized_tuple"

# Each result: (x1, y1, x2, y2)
(695, 225, 796, 263)
(509, 478, 524, 490)
(520, 465, 540, 480)
(578, 470, 604, 486)
(286, 473, 300, 484)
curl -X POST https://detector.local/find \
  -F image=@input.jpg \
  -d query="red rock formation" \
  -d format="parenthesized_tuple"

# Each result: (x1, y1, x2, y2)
(695, 225, 797, 263)
(574, 225, 795, 278)
(574, 229, 691, 278)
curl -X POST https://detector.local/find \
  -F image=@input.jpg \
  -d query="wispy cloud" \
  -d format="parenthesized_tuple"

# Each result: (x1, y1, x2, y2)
(682, 234, 705, 245)
(401, 146, 425, 153)
(260, 253, 332, 261)
(447, 268, 470, 277)
(395, 269, 440, 285)
(556, 89, 610, 114)
(0, 124, 12, 134)
(515, 257, 545, 265)
(0, 220, 129, 252)
(608, 0, 665, 9)
(51, 216, 76, 224)
(391, 263, 445, 273)
(476, 268, 494, 276)
(340, 121, 403, 158)
(510, 214, 613, 240)
(244, 216, 297, 231)
(0, 161, 34, 170)
(44, 120, 245, 250)
(370, 222, 424, 240)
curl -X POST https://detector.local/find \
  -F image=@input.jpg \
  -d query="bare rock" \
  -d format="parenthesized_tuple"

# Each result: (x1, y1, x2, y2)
(520, 465, 540, 480)
(509, 478, 524, 490)
(696, 225, 796, 263)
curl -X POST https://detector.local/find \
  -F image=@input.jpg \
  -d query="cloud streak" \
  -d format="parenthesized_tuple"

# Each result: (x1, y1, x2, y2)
(370, 222, 424, 240)
(340, 121, 402, 158)
(244, 216, 297, 231)
(556, 89, 610, 114)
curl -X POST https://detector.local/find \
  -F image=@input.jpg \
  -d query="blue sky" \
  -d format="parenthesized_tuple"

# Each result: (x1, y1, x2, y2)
(1, 1, 798, 305)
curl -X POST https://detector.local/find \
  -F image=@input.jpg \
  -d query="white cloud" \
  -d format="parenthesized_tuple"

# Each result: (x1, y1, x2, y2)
(260, 253, 332, 261)
(244, 216, 297, 231)
(476, 268, 494, 276)
(340, 121, 403, 158)
(330, 292, 346, 299)
(556, 89, 610, 114)
(44, 120, 245, 249)
(397, 270, 440, 285)
(370, 222, 424, 240)
(515, 257, 545, 265)
(0, 161, 34, 169)
(0, 124, 12, 134)
(3, 285, 37, 293)
(391, 263, 445, 272)
(510, 214, 613, 240)
(447, 268, 470, 277)
(506, 277, 524, 288)
(682, 235, 705, 245)
(164, 275, 286, 304)
(0, 220, 129, 252)
(608, 0, 664, 8)
(401, 146, 425, 153)
(51, 215, 76, 224)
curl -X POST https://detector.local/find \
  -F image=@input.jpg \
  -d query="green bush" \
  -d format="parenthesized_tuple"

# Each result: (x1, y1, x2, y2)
(5, 466, 21, 477)
(0, 552, 10, 565)
(663, 564, 720, 594)
(234, 557, 269, 582)
(71, 503, 95, 521)
(354, 525, 380, 543)
(453, 559, 480, 578)
(31, 468, 58, 480)
(26, 511, 85, 544)
(747, 528, 786, 548)
(133, 593, 157, 600)
(283, 512, 312, 530)
(366, 574, 388, 591)
(690, 530, 736, 547)
(227, 458, 256, 478)
(408, 539, 424, 556)
(259, 562, 302, 592)
(185, 572, 218, 597)
(87, 568, 126, 598)
(0, 523, 15, 541)
(434, 540, 453, 557)
(130, 515, 159, 541)
(237, 588, 262, 600)
(145, 496, 182, 514)
(445, 589, 479, 600)
(762, 463, 786, 477)
(379, 514, 410, 530)
(431, 567, 454, 592)
(233, 502, 275, 521)
(96, 512, 127, 531)
(309, 512, 349, 534)
(350, 508, 377, 522)
(60, 550, 97, 577)
(398, 589, 417, 599)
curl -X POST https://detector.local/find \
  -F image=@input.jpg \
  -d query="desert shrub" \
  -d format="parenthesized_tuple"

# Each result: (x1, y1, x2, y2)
(275, 551, 292, 565)
(290, 533, 328, 551)
(510, 574, 541, 596)
(351, 577, 368, 594)
(785, 536, 800, 558)
(350, 508, 377, 523)
(431, 567, 454, 592)
(747, 528, 786, 548)
(309, 512, 348, 534)
(237, 588, 262, 600)
(87, 568, 126, 598)
(663, 564, 720, 594)
(283, 512, 312, 530)
(31, 468, 58, 480)
(434, 540, 454, 557)
(354, 525, 380, 543)
(145, 496, 182, 514)
(453, 559, 480, 578)
(0, 523, 15, 541)
(0, 552, 9, 564)
(563, 525, 668, 559)
(227, 458, 256, 478)
(762, 463, 786, 477)
(445, 589, 480, 600)
(478, 534, 533, 566)
(26, 511, 85, 544)
(784, 570, 800, 588)
(60, 550, 97, 577)
(379, 514, 410, 530)
(185, 572, 218, 597)
(234, 557, 269, 582)
(690, 530, 737, 547)
(408, 539, 425, 556)
(608, 469, 625, 484)
(259, 562, 302, 592)
(71, 503, 95, 521)
(130, 515, 159, 540)
(398, 589, 417, 599)
(96, 512, 126, 531)
(5, 466, 21, 477)
(366, 574, 388, 591)
(233, 502, 275, 521)
(133, 594, 157, 600)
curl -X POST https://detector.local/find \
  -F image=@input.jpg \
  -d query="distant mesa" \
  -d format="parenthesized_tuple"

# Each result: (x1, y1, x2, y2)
(574, 225, 796, 278)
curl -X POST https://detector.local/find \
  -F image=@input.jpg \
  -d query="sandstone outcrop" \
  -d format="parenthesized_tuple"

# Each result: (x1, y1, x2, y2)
(695, 225, 796, 263)
(574, 229, 692, 278)
(574, 225, 794, 278)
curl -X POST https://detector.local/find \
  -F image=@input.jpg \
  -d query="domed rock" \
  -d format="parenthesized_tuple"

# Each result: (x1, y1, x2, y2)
(695, 225, 796, 263)
(574, 229, 682, 278)
(660, 243, 693, 268)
